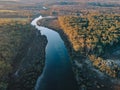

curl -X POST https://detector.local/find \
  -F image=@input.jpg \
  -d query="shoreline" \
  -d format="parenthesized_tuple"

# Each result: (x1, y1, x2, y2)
(37, 17, 120, 90)
(7, 28, 48, 90)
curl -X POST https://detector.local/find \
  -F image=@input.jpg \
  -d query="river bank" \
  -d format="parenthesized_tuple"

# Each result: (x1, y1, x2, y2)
(0, 20, 47, 90)
(6, 25, 48, 90)
(33, 16, 79, 90)
(37, 16, 120, 90)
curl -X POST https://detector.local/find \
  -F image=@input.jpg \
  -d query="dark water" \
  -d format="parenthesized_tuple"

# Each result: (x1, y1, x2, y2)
(31, 16, 78, 90)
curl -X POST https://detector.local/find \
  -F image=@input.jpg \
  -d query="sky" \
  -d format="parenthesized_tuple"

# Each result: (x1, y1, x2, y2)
(0, 0, 20, 1)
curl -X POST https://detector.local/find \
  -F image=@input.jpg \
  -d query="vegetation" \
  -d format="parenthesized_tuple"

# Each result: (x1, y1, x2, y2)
(0, 10, 32, 18)
(0, 18, 29, 25)
(0, 1, 48, 89)
(89, 55, 120, 77)
(58, 14, 120, 77)
(37, 17, 61, 30)
(0, 20, 34, 89)
(1, 0, 120, 90)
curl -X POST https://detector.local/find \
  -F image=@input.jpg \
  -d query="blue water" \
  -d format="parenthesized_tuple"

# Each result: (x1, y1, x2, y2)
(31, 16, 78, 90)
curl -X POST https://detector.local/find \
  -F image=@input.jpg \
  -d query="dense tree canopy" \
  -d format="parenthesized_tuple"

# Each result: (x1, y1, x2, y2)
(0, 20, 36, 89)
(58, 14, 120, 77)
(59, 14, 120, 56)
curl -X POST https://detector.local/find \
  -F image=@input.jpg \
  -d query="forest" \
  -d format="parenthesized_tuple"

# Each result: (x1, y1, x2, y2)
(0, 20, 35, 89)
(0, 18, 48, 90)
(0, 13, 47, 90)
(58, 14, 120, 77)
(0, 1, 49, 90)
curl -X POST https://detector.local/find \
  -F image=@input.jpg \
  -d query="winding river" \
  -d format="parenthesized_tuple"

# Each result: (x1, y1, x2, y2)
(31, 16, 78, 90)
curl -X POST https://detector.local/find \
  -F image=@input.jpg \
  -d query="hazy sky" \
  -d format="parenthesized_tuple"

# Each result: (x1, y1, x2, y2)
(0, 0, 19, 1)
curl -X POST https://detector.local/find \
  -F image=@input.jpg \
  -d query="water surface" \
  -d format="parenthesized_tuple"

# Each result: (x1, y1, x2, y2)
(31, 16, 78, 90)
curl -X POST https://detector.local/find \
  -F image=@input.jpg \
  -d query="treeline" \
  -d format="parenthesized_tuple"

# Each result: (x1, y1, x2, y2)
(58, 15, 120, 55)
(88, 2, 120, 7)
(0, 18, 28, 25)
(58, 14, 120, 77)
(0, 10, 32, 18)
(0, 20, 37, 89)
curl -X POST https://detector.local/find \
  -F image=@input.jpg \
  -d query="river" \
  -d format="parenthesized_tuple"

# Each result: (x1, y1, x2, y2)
(31, 16, 78, 90)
